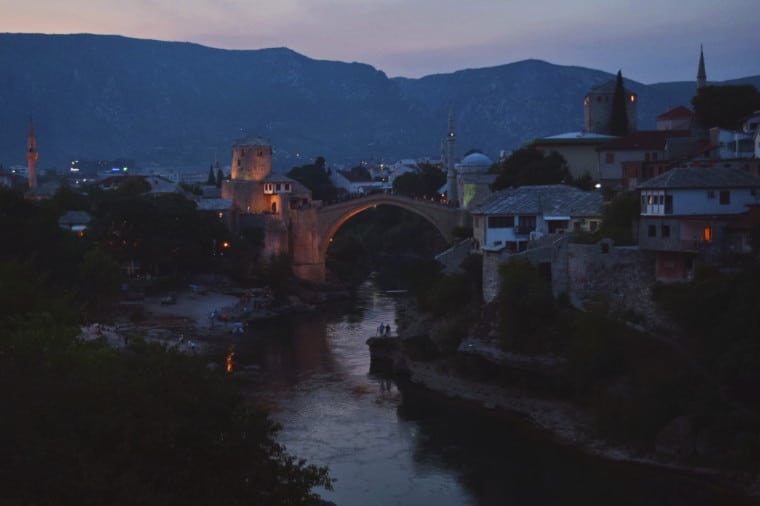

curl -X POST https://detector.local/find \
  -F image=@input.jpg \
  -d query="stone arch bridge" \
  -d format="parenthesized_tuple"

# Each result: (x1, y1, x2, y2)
(288, 194, 471, 282)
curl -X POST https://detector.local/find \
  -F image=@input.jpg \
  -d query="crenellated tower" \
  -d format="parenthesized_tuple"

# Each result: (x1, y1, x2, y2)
(26, 118, 39, 191)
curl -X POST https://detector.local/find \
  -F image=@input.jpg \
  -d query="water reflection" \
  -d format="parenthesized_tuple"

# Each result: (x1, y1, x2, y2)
(221, 283, 754, 506)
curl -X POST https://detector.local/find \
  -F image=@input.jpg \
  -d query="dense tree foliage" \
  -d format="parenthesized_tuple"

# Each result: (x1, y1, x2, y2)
(88, 193, 229, 278)
(0, 186, 334, 504)
(496, 258, 559, 351)
(595, 190, 640, 245)
(489, 148, 573, 190)
(287, 157, 337, 202)
(610, 70, 630, 136)
(691, 84, 760, 130)
(392, 164, 446, 199)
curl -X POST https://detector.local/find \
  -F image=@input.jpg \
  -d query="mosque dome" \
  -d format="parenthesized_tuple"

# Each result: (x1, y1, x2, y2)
(459, 152, 493, 172)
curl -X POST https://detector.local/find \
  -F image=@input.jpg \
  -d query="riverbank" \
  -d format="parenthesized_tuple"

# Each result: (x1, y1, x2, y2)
(377, 336, 760, 500)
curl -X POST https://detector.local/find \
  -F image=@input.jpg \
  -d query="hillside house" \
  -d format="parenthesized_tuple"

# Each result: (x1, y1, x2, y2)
(597, 130, 696, 189)
(638, 166, 760, 281)
(530, 131, 617, 181)
(471, 185, 603, 252)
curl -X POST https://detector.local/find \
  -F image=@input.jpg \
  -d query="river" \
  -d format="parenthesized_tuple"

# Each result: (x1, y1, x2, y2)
(222, 281, 755, 506)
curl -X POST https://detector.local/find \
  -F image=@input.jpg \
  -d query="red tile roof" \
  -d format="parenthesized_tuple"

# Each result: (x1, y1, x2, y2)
(599, 130, 692, 151)
(657, 106, 694, 120)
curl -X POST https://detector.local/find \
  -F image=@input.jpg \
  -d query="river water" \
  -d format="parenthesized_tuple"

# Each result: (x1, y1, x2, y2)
(224, 281, 755, 506)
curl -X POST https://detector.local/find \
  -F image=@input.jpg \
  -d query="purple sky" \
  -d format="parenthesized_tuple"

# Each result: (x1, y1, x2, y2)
(2, 0, 758, 83)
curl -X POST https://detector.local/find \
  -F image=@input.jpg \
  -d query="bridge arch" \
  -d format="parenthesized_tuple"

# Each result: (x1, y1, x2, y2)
(290, 194, 470, 282)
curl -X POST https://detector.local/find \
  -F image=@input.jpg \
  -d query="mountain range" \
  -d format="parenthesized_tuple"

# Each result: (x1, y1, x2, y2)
(1, 33, 759, 172)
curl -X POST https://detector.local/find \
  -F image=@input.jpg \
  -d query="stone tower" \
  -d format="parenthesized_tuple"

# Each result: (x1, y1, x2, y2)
(697, 44, 707, 90)
(445, 106, 458, 205)
(26, 118, 38, 191)
(230, 135, 272, 181)
(584, 81, 637, 135)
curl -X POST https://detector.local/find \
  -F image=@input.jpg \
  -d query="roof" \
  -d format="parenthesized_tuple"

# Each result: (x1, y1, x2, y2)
(657, 106, 694, 120)
(58, 210, 92, 226)
(532, 131, 618, 146)
(637, 166, 760, 190)
(196, 198, 233, 211)
(471, 184, 603, 217)
(338, 169, 372, 183)
(460, 152, 493, 168)
(600, 130, 692, 151)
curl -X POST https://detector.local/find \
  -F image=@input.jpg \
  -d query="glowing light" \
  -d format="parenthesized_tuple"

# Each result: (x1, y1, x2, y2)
(630, 95, 636, 103)
(226, 351, 235, 373)
(222, 241, 230, 248)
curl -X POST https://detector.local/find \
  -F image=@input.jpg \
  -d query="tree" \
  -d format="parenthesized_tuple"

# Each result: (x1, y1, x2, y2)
(78, 247, 123, 314)
(216, 168, 225, 188)
(691, 84, 760, 130)
(497, 257, 555, 349)
(490, 147, 572, 190)
(610, 70, 629, 136)
(287, 157, 337, 202)
(207, 165, 216, 185)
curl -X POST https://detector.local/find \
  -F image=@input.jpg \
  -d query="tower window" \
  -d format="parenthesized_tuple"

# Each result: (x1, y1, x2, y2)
(257, 149, 263, 157)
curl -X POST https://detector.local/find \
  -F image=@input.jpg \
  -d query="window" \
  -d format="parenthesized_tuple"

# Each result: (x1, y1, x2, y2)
(648, 225, 657, 237)
(518, 215, 536, 233)
(487, 216, 513, 228)
(605, 152, 615, 164)
(658, 195, 664, 205)
(652, 152, 658, 161)
(662, 225, 670, 238)
(703, 226, 712, 242)
(257, 149, 263, 157)
(589, 221, 598, 232)
(285, 183, 291, 191)
(707, 190, 715, 199)
(276, 183, 281, 192)
(719, 190, 730, 205)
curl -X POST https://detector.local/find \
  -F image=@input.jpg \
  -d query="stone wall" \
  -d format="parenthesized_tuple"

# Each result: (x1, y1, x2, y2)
(482, 237, 673, 331)
(435, 238, 475, 274)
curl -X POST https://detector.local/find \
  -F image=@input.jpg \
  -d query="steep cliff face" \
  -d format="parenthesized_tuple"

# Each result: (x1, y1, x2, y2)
(2, 34, 759, 171)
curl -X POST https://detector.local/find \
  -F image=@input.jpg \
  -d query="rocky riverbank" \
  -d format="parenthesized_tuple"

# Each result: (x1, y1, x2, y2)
(367, 332, 760, 500)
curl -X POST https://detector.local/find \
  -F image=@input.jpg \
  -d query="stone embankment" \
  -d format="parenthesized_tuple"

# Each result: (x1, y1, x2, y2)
(367, 334, 758, 495)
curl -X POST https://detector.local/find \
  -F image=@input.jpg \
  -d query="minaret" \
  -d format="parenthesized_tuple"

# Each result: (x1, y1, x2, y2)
(26, 118, 39, 191)
(445, 106, 458, 206)
(697, 44, 707, 90)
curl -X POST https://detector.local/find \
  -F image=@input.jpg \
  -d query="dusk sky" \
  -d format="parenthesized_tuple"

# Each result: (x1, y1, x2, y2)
(1, 0, 758, 83)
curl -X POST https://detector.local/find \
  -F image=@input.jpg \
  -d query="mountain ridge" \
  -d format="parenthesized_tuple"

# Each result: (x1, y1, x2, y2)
(1, 33, 758, 172)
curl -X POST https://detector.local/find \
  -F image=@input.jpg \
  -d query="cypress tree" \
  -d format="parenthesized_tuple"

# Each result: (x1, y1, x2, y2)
(610, 70, 629, 136)
(207, 165, 216, 185)
(216, 168, 225, 188)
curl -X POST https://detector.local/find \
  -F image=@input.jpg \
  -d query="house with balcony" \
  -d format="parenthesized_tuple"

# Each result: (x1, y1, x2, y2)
(471, 185, 603, 253)
(638, 166, 760, 281)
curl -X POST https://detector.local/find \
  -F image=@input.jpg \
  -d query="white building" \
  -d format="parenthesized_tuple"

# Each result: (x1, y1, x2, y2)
(471, 185, 603, 252)
(638, 166, 760, 281)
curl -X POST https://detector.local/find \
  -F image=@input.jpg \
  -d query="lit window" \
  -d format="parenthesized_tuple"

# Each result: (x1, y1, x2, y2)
(630, 95, 636, 103)
(703, 226, 712, 242)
